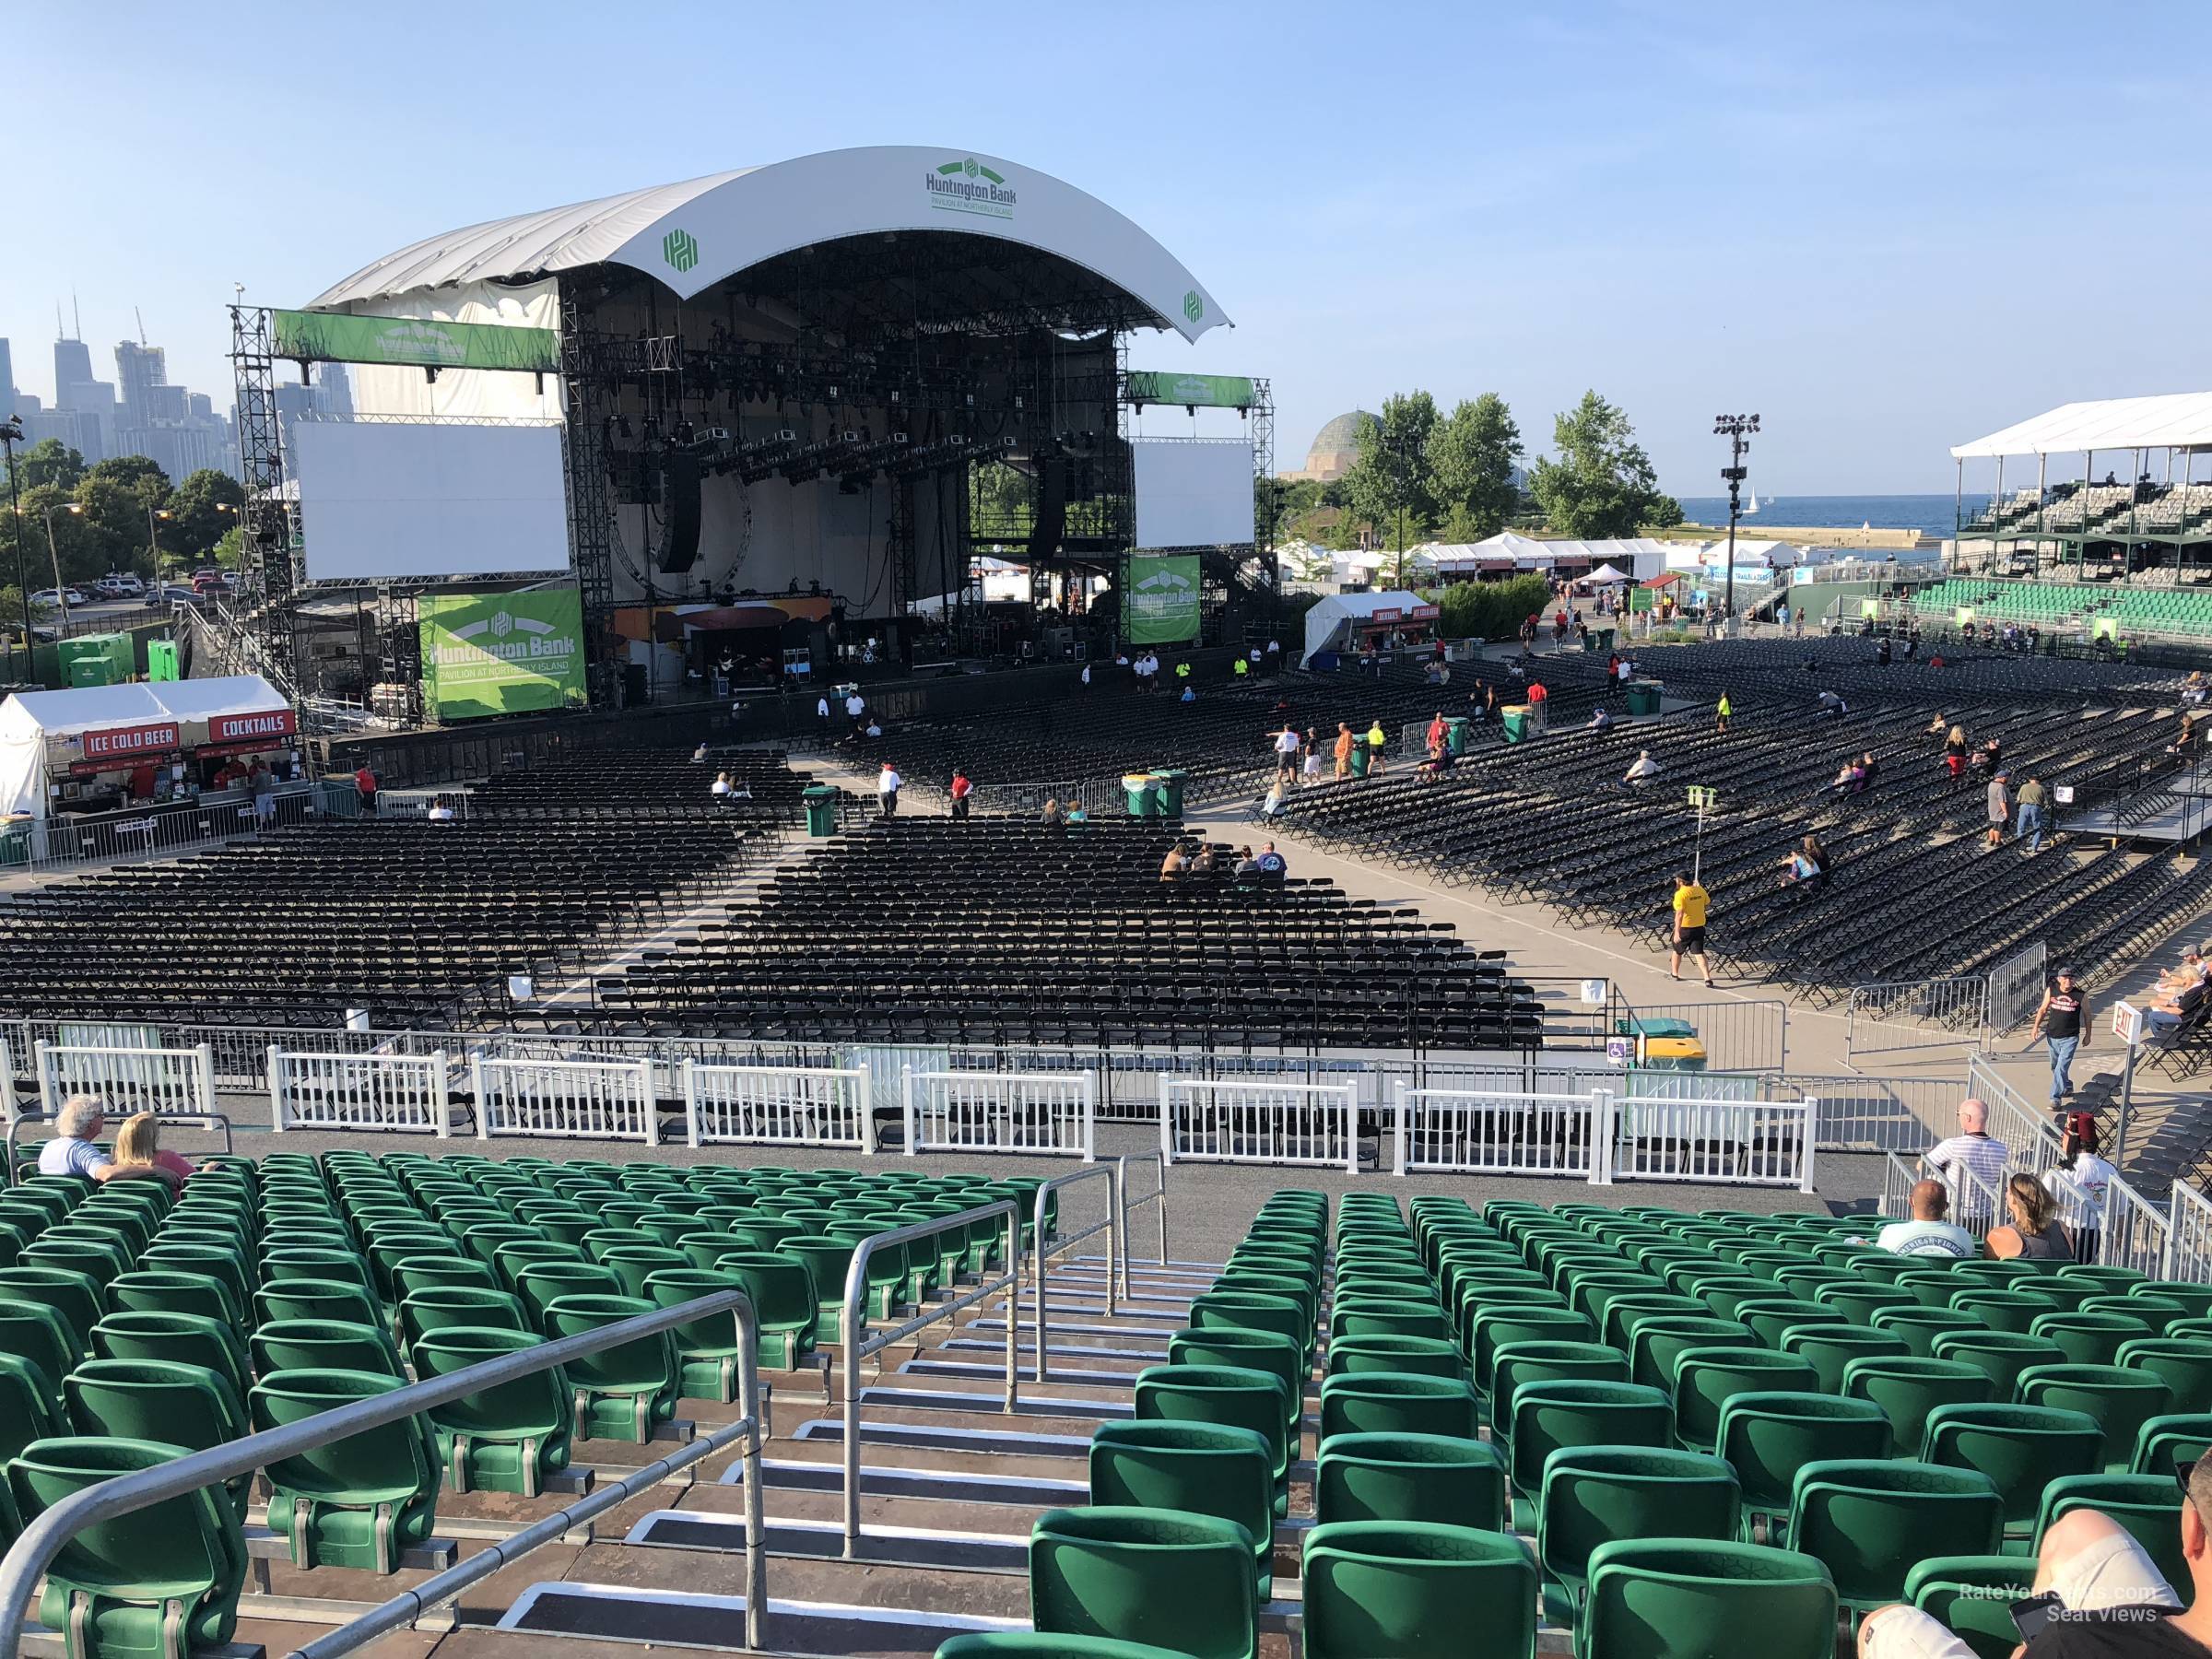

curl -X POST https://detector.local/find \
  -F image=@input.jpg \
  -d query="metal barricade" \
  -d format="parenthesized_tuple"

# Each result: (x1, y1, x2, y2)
(0, 1288, 768, 1658)
(902, 1066, 1095, 1159)
(2103, 1178, 2172, 1278)
(841, 1202, 1022, 1555)
(1611, 1095, 1817, 1192)
(1113, 1152, 1169, 1301)
(470, 1054, 659, 1143)
(1031, 1166, 1120, 1382)
(684, 1061, 874, 1151)
(1393, 1086, 1608, 1180)
(1984, 943, 2050, 1035)
(1845, 976, 1990, 1065)
(2170, 1183, 2212, 1282)
(34, 1039, 218, 1124)
(1159, 1077, 1359, 1171)
(268, 1046, 453, 1136)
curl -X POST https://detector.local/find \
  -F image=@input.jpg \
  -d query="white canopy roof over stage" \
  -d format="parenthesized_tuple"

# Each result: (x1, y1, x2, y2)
(1952, 393, 2212, 458)
(310, 146, 1230, 342)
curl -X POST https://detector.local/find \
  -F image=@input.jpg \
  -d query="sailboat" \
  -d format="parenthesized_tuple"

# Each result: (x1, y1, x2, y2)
(1743, 491, 1761, 515)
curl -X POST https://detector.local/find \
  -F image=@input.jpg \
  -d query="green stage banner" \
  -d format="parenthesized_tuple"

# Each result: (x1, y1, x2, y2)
(1125, 553, 1201, 644)
(1125, 371, 1257, 410)
(272, 310, 561, 373)
(420, 589, 587, 720)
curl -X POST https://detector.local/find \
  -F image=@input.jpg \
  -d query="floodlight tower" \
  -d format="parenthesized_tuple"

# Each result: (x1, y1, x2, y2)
(1714, 414, 1759, 626)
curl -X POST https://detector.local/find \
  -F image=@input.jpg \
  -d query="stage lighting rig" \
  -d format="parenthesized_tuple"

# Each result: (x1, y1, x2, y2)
(1713, 413, 1760, 621)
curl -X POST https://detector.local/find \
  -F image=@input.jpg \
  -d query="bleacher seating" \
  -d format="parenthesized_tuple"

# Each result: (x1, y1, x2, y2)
(1914, 576, 2212, 639)
(595, 817, 1541, 1052)
(5, 1142, 2209, 1657)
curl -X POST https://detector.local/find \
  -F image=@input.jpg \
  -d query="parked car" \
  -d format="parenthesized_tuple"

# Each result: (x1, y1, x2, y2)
(29, 587, 88, 608)
(160, 582, 199, 604)
(192, 572, 233, 596)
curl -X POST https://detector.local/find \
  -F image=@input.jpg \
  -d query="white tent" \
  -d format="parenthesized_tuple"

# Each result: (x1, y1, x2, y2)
(1581, 563, 1631, 584)
(1425, 534, 1672, 582)
(0, 676, 292, 818)
(1303, 591, 1429, 661)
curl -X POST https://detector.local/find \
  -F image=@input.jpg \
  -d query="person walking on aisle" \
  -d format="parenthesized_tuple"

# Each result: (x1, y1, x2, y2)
(2030, 966, 2088, 1111)
(877, 760, 902, 818)
(1715, 691, 1732, 734)
(949, 767, 972, 821)
(1669, 871, 1713, 987)
(1333, 722, 1355, 782)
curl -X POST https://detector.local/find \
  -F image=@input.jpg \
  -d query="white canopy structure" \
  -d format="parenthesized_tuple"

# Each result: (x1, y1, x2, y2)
(1425, 535, 1671, 581)
(311, 147, 1230, 344)
(0, 676, 292, 818)
(1303, 591, 1433, 661)
(1581, 563, 1631, 584)
(1952, 394, 2212, 458)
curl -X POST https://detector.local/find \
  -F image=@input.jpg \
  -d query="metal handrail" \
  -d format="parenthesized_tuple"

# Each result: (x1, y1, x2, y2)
(841, 1200, 1021, 1555)
(5, 1109, 236, 1186)
(1112, 1152, 1169, 1301)
(1031, 1166, 1119, 1382)
(0, 1288, 767, 1656)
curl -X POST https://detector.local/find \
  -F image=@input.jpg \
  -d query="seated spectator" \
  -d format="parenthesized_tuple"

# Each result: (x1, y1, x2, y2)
(2146, 972, 2208, 1035)
(1254, 841, 1288, 877)
(1987, 1172, 2074, 1261)
(1875, 1179, 1974, 1259)
(1065, 803, 1088, 824)
(112, 1111, 194, 1186)
(1780, 848, 1820, 888)
(1230, 844, 1262, 878)
(1828, 759, 1865, 796)
(2156, 949, 2209, 996)
(711, 771, 733, 797)
(1622, 748, 1662, 784)
(1818, 689, 1849, 719)
(1041, 798, 1065, 826)
(1190, 844, 1218, 875)
(1158, 842, 1189, 882)
(1926, 1098, 2008, 1219)
(1588, 705, 1614, 732)
(1258, 781, 1287, 818)
(36, 1096, 180, 1187)
(1858, 1500, 2199, 1656)
(1856, 751, 1879, 791)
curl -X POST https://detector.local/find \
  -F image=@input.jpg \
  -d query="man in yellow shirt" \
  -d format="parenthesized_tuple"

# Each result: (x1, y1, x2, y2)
(1670, 871, 1713, 986)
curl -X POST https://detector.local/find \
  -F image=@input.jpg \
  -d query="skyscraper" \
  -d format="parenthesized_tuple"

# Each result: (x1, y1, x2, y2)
(114, 340, 168, 424)
(0, 337, 16, 419)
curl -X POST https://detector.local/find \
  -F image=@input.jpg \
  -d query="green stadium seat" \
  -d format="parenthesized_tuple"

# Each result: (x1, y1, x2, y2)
(1508, 1380, 1673, 1501)
(1668, 1347, 1819, 1453)
(1326, 1334, 1465, 1380)
(1577, 1538, 1837, 1659)
(64, 1357, 251, 1519)
(541, 1292, 681, 1442)
(1785, 1459, 2002, 1613)
(2134, 1412, 2212, 1475)
(1133, 1365, 1291, 1510)
(1904, 1555, 2038, 1659)
(251, 1317, 406, 1380)
(1776, 1324, 1909, 1394)
(710, 1251, 818, 1370)
(398, 1284, 528, 1346)
(1315, 1430, 1505, 1530)
(1302, 1520, 1535, 1659)
(1931, 1329, 2067, 1397)
(0, 1264, 106, 1355)
(0, 1301, 77, 1418)
(2119, 1337, 2212, 1415)
(641, 1267, 757, 1401)
(1839, 1355, 1993, 1457)
(2016, 1363, 2173, 1473)
(1321, 1371, 1477, 1441)
(1029, 1507, 1256, 1659)
(411, 1325, 575, 1498)
(1921, 1403, 2104, 1530)
(91, 1311, 250, 1406)
(1088, 1420, 1274, 1597)
(1713, 1392, 1890, 1541)
(252, 1367, 441, 1573)
(934, 1637, 1193, 1659)
(0, 1351, 67, 1461)
(253, 1276, 383, 1331)
(6, 1436, 247, 1659)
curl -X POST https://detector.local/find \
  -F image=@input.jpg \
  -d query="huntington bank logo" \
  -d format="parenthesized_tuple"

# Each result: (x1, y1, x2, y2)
(662, 228, 700, 274)
(435, 608, 575, 676)
(926, 157, 1017, 220)
(1135, 568, 1192, 594)
(1182, 290, 1204, 324)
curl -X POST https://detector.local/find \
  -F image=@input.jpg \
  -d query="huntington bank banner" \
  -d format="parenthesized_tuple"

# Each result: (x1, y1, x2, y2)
(1124, 554, 1202, 645)
(419, 589, 587, 720)
(272, 310, 560, 374)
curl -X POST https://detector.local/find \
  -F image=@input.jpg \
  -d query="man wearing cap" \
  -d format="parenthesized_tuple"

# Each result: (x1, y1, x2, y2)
(1986, 768, 2013, 850)
(2015, 771, 2051, 853)
(2046, 1113, 2115, 1265)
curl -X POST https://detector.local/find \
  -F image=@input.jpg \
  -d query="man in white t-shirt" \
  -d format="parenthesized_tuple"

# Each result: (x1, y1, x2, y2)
(877, 762, 902, 818)
(2046, 1112, 2115, 1263)
(1272, 724, 1300, 782)
(1876, 1179, 1977, 1259)
(1924, 1098, 2009, 1227)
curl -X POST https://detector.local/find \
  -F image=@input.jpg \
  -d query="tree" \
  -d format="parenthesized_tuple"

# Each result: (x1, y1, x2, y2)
(211, 525, 245, 571)
(1528, 391, 1671, 538)
(8, 439, 86, 494)
(1341, 392, 1440, 574)
(1428, 393, 1522, 543)
(8, 482, 98, 587)
(167, 469, 246, 566)
(1430, 571, 1550, 641)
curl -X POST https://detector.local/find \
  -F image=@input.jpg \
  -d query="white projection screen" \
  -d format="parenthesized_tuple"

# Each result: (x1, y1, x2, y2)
(293, 420, 571, 582)
(1132, 439, 1255, 548)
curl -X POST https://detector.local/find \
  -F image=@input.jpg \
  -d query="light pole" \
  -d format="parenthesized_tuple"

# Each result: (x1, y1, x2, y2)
(41, 503, 81, 625)
(1713, 414, 1759, 628)
(1387, 425, 1419, 590)
(145, 504, 172, 584)
(1, 416, 27, 648)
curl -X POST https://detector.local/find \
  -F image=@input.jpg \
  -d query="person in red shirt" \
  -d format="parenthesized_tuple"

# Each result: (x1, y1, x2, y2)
(354, 765, 379, 817)
(1427, 712, 1448, 753)
(949, 767, 973, 821)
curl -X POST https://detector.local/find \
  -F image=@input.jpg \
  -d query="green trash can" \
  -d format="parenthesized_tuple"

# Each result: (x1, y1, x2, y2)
(1624, 681, 1663, 717)
(0, 818, 30, 868)
(803, 785, 841, 837)
(1501, 704, 1532, 744)
(1596, 628, 1617, 652)
(1152, 769, 1187, 817)
(1124, 773, 1163, 818)
(1444, 716, 1470, 756)
(1348, 743, 1371, 778)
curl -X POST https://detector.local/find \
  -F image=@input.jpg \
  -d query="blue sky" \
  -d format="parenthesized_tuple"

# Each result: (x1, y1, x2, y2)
(9, 1, 2208, 493)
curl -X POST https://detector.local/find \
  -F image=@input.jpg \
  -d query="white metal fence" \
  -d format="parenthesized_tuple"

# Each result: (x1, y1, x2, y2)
(34, 1040, 218, 1123)
(2103, 1176, 2172, 1277)
(2170, 1183, 2212, 1282)
(902, 1068, 1095, 1159)
(1160, 1078, 1359, 1171)
(469, 1055, 658, 1143)
(1985, 943, 2050, 1034)
(1845, 976, 1991, 1065)
(1611, 1095, 1817, 1191)
(1393, 1087, 1605, 1178)
(268, 1047, 453, 1136)
(685, 1062, 874, 1151)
